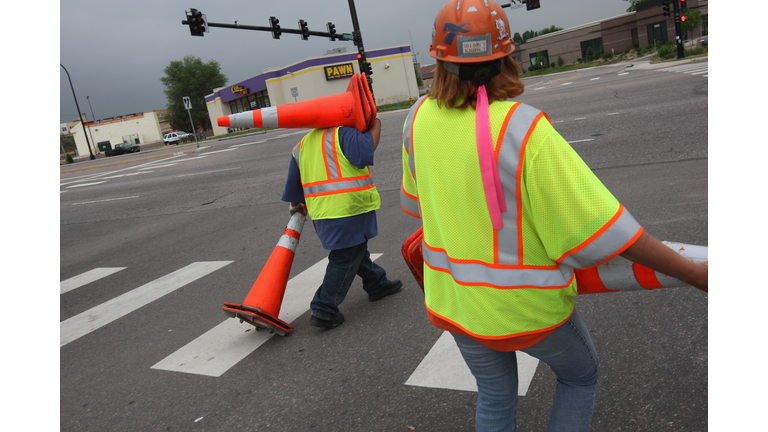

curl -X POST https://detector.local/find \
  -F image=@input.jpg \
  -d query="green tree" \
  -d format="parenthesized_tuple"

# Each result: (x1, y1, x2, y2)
(414, 64, 423, 87)
(623, 0, 648, 13)
(160, 55, 227, 132)
(539, 25, 564, 36)
(681, 9, 703, 44)
(513, 32, 522, 45)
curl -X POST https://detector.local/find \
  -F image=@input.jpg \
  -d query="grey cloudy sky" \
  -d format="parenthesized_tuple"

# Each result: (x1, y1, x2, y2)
(59, 0, 637, 124)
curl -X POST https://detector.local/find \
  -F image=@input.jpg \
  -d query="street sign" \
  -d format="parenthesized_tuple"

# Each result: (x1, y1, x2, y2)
(290, 87, 298, 97)
(183, 96, 191, 110)
(341, 33, 354, 41)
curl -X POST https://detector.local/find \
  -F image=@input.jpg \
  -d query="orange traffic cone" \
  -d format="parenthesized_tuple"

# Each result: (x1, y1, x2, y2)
(401, 229, 707, 294)
(217, 73, 377, 133)
(222, 205, 307, 336)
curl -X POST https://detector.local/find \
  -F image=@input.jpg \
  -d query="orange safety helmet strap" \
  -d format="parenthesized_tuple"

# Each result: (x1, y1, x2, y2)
(430, 0, 515, 64)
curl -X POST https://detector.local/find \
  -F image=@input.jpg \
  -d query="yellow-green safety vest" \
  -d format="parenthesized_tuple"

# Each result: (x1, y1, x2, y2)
(294, 127, 380, 220)
(401, 96, 641, 349)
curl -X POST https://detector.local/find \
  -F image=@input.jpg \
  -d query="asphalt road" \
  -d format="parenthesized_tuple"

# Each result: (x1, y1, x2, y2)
(60, 60, 708, 431)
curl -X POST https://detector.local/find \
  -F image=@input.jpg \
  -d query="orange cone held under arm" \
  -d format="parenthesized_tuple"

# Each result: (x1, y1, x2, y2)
(401, 228, 707, 294)
(217, 73, 377, 133)
(222, 206, 307, 336)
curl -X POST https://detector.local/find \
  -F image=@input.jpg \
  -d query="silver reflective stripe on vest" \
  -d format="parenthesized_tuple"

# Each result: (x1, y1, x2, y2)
(303, 176, 375, 196)
(261, 106, 279, 128)
(403, 97, 428, 185)
(559, 207, 641, 269)
(423, 244, 570, 288)
(292, 142, 301, 164)
(324, 128, 340, 179)
(495, 103, 543, 265)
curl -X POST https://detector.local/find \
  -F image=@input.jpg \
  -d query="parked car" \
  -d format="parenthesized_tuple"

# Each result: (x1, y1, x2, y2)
(163, 131, 189, 145)
(105, 141, 140, 157)
(698, 35, 707, 47)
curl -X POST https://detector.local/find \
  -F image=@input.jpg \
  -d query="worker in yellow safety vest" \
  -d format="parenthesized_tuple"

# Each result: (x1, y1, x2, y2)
(283, 119, 402, 329)
(400, 1, 708, 431)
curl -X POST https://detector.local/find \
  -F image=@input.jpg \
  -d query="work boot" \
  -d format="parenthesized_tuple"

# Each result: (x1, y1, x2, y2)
(310, 312, 345, 329)
(369, 279, 402, 302)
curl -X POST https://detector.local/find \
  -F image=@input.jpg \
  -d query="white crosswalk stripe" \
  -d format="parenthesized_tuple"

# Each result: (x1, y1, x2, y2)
(406, 331, 540, 396)
(656, 63, 708, 77)
(61, 257, 540, 395)
(60, 267, 126, 294)
(60, 261, 232, 347)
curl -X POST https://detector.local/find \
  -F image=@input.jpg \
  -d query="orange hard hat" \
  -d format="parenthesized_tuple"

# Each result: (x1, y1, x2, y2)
(429, 0, 515, 64)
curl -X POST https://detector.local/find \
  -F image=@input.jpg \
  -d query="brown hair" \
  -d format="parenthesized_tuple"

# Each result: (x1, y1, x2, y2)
(429, 56, 525, 110)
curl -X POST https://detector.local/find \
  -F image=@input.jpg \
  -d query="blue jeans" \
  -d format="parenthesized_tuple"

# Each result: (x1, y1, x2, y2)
(310, 240, 388, 320)
(452, 310, 599, 432)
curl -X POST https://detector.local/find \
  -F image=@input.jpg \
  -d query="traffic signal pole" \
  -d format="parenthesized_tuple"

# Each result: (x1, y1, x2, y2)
(673, 0, 684, 59)
(181, 0, 375, 97)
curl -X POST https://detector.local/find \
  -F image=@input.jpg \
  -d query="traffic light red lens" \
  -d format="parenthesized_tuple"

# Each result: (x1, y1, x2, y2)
(357, 54, 362, 59)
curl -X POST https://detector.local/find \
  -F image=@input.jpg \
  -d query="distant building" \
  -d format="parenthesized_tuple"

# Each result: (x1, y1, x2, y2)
(511, 0, 707, 70)
(67, 111, 165, 156)
(205, 44, 420, 136)
(419, 64, 436, 93)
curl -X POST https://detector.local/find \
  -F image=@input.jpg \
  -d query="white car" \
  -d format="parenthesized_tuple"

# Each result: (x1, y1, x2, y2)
(163, 131, 189, 145)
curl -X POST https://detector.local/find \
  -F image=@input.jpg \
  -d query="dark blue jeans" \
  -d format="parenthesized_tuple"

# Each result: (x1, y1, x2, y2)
(310, 240, 389, 320)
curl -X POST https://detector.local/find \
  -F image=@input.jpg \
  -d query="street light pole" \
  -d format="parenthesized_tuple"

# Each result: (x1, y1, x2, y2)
(86, 96, 97, 154)
(61, 64, 95, 160)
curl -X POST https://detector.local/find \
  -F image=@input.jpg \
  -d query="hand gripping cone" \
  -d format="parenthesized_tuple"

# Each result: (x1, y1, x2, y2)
(222, 205, 307, 336)
(217, 73, 377, 133)
(401, 229, 707, 294)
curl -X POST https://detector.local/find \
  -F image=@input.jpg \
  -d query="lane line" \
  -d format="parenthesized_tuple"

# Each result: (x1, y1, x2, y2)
(60, 261, 233, 347)
(230, 141, 265, 148)
(152, 255, 382, 377)
(590, 77, 601, 80)
(405, 331, 540, 396)
(61, 268, 127, 295)
(66, 181, 106, 188)
(567, 139, 595, 144)
(618, 72, 629, 76)
(175, 167, 242, 178)
(201, 148, 237, 155)
(139, 163, 178, 170)
(72, 196, 139, 206)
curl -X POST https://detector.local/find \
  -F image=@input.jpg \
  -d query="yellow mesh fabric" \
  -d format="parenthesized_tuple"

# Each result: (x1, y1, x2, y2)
(401, 146, 418, 203)
(298, 129, 328, 183)
(426, 268, 575, 336)
(412, 99, 513, 263)
(521, 120, 620, 263)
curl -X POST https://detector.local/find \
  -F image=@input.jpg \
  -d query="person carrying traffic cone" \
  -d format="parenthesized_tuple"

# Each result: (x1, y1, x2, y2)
(281, 75, 401, 330)
(400, 1, 707, 431)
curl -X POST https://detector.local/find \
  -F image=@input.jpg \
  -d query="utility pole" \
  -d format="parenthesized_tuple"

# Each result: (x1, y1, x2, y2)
(61, 64, 95, 160)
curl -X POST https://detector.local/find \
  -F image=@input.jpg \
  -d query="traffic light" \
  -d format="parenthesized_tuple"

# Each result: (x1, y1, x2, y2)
(186, 8, 207, 37)
(298, 19, 310, 41)
(526, 0, 541, 11)
(327, 22, 337, 41)
(662, 0, 671, 17)
(680, 0, 687, 22)
(269, 16, 281, 39)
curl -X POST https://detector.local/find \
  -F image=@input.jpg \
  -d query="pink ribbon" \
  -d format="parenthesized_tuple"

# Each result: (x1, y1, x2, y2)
(475, 86, 506, 230)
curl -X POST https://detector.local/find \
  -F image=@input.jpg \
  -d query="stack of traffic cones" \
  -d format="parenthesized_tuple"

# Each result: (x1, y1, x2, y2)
(222, 205, 307, 336)
(217, 73, 377, 132)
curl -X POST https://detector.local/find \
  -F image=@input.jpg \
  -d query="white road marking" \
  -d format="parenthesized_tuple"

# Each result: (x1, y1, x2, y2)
(230, 141, 265, 148)
(691, 70, 708, 75)
(139, 163, 178, 170)
(590, 77, 601, 80)
(152, 255, 381, 377)
(175, 167, 242, 178)
(66, 181, 106, 188)
(574, 117, 587, 120)
(608, 112, 621, 116)
(567, 139, 595, 144)
(101, 172, 148, 179)
(405, 331, 540, 396)
(201, 148, 237, 155)
(561, 82, 573, 86)
(61, 268, 127, 295)
(71, 196, 139, 206)
(535, 87, 546, 90)
(60, 261, 233, 347)
(618, 72, 629, 76)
